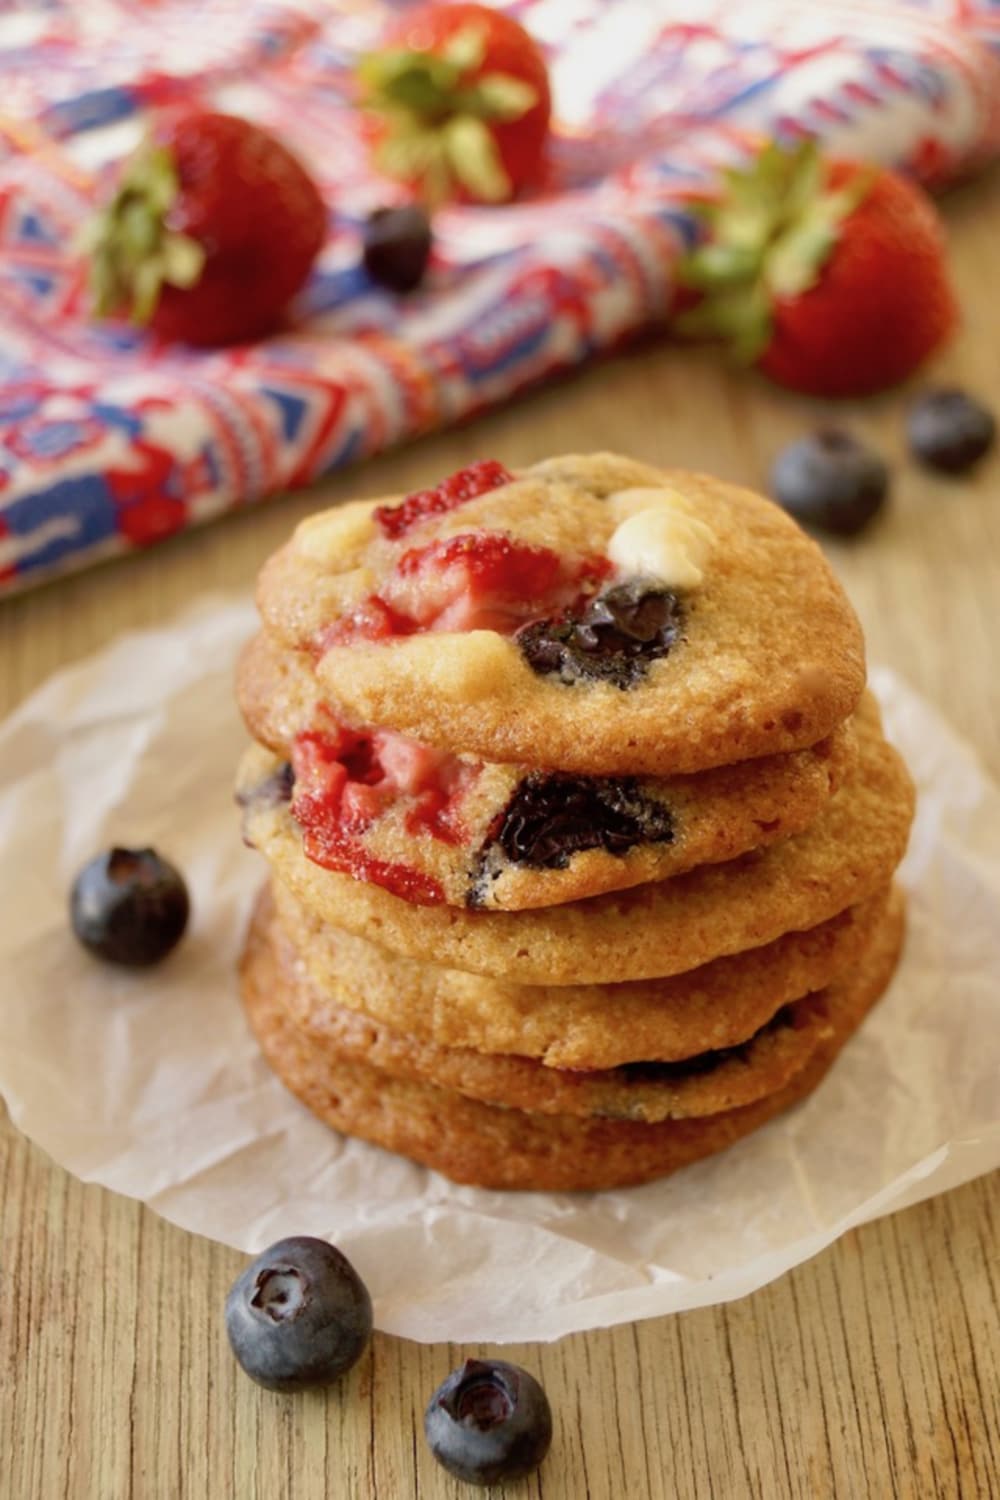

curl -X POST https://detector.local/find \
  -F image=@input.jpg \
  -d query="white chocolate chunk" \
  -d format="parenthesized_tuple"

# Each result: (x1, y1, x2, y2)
(295, 500, 377, 565)
(606, 485, 699, 524)
(607, 504, 715, 589)
(355, 631, 521, 702)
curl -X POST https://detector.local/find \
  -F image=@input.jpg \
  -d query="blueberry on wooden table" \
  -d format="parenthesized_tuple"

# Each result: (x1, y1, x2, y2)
(225, 1236, 372, 1392)
(769, 429, 889, 537)
(424, 1358, 553, 1486)
(363, 205, 433, 293)
(69, 846, 189, 966)
(906, 388, 996, 474)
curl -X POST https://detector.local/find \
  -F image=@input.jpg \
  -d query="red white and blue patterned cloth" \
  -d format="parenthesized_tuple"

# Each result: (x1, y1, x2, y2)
(1, 0, 998, 594)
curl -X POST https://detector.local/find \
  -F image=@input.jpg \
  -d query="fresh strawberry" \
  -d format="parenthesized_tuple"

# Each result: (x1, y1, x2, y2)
(83, 110, 326, 346)
(675, 141, 957, 398)
(357, 2, 551, 204)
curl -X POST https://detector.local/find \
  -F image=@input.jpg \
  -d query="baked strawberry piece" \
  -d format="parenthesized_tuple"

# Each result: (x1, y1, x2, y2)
(329, 532, 608, 644)
(318, 461, 611, 649)
(289, 718, 476, 905)
(374, 460, 513, 540)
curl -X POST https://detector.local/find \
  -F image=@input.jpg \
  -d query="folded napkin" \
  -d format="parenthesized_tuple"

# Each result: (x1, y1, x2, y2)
(1, 0, 998, 594)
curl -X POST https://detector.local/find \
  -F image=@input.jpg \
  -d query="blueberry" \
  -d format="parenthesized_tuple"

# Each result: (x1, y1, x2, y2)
(236, 761, 295, 809)
(517, 579, 683, 688)
(70, 846, 189, 966)
(906, 388, 996, 474)
(225, 1236, 372, 1392)
(424, 1359, 553, 1487)
(363, 205, 432, 293)
(490, 774, 673, 870)
(769, 430, 889, 537)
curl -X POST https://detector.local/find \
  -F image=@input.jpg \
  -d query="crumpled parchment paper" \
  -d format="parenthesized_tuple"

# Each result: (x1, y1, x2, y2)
(1, 596, 998, 1343)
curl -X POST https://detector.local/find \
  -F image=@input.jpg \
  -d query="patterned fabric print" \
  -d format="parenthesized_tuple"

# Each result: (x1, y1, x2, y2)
(0, 0, 998, 591)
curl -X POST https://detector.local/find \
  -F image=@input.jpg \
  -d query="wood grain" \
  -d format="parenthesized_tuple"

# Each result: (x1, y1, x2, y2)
(2, 170, 999, 1500)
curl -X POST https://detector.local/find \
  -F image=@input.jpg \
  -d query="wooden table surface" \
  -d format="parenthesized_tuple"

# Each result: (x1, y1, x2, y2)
(2, 170, 999, 1500)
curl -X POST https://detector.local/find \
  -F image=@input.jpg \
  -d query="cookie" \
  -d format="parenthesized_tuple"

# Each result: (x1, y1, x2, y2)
(272, 876, 888, 1068)
(248, 885, 903, 1121)
(237, 696, 914, 984)
(237, 630, 854, 909)
(239, 887, 905, 1191)
(255, 453, 865, 775)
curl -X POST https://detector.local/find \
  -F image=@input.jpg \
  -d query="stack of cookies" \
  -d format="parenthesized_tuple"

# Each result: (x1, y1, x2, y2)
(236, 453, 914, 1191)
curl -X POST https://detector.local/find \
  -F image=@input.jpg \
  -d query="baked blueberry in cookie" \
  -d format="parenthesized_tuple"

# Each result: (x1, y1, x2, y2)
(235, 759, 294, 809)
(516, 577, 683, 687)
(487, 773, 675, 867)
(467, 772, 675, 905)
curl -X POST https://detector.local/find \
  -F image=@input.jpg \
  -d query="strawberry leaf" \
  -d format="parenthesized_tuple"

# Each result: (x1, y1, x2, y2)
(141, 146, 179, 215)
(679, 242, 762, 289)
(82, 135, 207, 324)
(421, 150, 453, 208)
(120, 198, 158, 259)
(375, 124, 443, 180)
(442, 115, 511, 201)
(161, 233, 205, 289)
(675, 284, 772, 363)
(358, 50, 460, 114)
(823, 165, 876, 223)
(712, 197, 777, 254)
(130, 260, 163, 325)
(469, 72, 538, 121)
(765, 218, 838, 299)
(778, 140, 824, 224)
(766, 166, 874, 299)
(439, 24, 487, 73)
(670, 140, 875, 367)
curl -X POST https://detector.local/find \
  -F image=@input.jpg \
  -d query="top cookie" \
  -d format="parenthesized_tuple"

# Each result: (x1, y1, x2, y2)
(256, 452, 865, 775)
